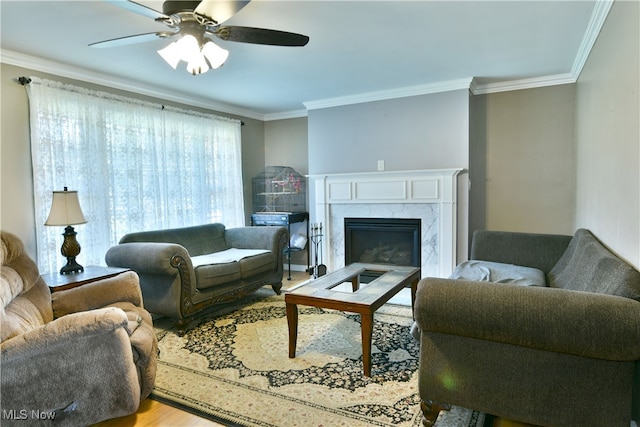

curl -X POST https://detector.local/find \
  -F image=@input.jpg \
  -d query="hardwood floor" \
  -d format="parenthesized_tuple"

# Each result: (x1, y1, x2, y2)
(95, 399, 539, 427)
(93, 398, 224, 427)
(485, 415, 540, 427)
(94, 269, 539, 427)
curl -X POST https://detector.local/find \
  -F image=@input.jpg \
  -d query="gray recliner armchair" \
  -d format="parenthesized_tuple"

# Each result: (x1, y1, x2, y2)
(0, 231, 157, 426)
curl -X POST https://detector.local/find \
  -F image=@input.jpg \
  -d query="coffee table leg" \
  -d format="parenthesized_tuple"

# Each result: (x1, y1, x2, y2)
(286, 302, 298, 358)
(351, 276, 360, 292)
(361, 313, 373, 376)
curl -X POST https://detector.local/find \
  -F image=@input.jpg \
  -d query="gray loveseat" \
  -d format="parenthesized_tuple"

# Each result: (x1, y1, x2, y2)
(105, 223, 288, 334)
(414, 228, 640, 427)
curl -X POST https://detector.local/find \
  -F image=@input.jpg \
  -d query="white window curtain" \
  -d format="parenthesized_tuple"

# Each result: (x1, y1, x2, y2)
(27, 77, 244, 273)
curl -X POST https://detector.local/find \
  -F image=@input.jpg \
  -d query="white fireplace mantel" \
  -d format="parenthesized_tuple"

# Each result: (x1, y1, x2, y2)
(309, 168, 462, 278)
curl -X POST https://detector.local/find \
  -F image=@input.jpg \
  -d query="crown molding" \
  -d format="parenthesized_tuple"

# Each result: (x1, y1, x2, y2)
(263, 109, 308, 121)
(470, 0, 612, 95)
(471, 73, 577, 95)
(571, 0, 614, 79)
(0, 49, 267, 121)
(303, 78, 474, 111)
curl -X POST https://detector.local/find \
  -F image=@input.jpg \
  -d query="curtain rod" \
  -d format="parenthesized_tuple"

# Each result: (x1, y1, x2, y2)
(17, 76, 244, 125)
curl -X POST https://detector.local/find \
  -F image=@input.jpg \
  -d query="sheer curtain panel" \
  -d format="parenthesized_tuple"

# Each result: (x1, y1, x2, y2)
(27, 77, 244, 274)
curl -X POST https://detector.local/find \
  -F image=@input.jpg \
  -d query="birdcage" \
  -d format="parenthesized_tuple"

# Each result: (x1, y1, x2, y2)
(252, 166, 306, 212)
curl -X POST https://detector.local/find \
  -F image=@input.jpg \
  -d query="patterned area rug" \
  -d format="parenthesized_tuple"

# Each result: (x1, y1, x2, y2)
(152, 288, 484, 427)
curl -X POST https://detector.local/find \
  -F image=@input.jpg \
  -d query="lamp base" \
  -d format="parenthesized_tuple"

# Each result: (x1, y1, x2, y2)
(59, 225, 84, 275)
(60, 257, 84, 275)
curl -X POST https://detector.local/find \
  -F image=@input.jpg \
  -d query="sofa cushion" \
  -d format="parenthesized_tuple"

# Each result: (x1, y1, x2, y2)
(195, 263, 242, 290)
(548, 228, 640, 301)
(239, 252, 276, 279)
(192, 249, 275, 287)
(191, 249, 272, 290)
(191, 248, 270, 267)
(451, 260, 546, 287)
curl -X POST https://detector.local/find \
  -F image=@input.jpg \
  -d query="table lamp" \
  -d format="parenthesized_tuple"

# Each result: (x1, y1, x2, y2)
(45, 187, 87, 274)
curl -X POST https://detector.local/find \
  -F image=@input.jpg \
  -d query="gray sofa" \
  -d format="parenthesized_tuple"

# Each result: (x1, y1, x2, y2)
(414, 228, 640, 427)
(105, 223, 288, 333)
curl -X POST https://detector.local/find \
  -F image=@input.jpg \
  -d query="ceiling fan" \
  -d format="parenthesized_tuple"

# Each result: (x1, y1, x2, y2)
(90, 0, 310, 75)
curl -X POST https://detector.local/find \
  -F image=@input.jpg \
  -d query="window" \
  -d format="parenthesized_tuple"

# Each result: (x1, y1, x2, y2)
(27, 77, 244, 273)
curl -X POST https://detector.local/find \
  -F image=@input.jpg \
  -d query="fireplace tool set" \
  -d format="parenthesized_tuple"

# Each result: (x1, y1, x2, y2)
(309, 223, 326, 278)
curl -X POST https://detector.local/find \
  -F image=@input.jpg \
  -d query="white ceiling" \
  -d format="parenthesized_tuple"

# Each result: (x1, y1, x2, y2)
(1, 1, 606, 120)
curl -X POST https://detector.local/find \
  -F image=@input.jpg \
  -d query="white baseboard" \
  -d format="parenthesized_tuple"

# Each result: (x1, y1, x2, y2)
(284, 263, 309, 272)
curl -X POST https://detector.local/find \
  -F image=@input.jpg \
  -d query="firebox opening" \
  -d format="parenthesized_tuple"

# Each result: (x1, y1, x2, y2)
(344, 218, 421, 283)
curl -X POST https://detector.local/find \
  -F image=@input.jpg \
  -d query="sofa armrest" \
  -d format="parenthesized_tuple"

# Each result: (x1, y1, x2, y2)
(105, 242, 193, 275)
(470, 230, 572, 273)
(415, 277, 640, 361)
(225, 226, 288, 253)
(51, 271, 143, 318)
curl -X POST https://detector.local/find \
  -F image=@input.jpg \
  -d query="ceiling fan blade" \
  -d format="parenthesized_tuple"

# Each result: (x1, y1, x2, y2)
(105, 0, 169, 21)
(89, 32, 176, 48)
(213, 26, 309, 46)
(195, 0, 251, 25)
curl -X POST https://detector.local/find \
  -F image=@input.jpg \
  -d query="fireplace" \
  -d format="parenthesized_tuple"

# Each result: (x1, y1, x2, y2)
(344, 218, 421, 268)
(310, 168, 462, 278)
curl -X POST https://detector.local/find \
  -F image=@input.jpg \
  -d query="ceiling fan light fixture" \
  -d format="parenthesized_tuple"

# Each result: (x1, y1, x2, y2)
(186, 55, 210, 75)
(157, 34, 201, 71)
(91, 0, 309, 75)
(202, 41, 229, 69)
(157, 41, 182, 69)
(177, 34, 201, 62)
(158, 35, 227, 75)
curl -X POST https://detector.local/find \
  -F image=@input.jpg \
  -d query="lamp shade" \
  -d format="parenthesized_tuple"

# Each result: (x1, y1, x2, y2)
(186, 53, 210, 75)
(178, 34, 201, 63)
(202, 41, 229, 69)
(45, 189, 87, 226)
(157, 41, 182, 69)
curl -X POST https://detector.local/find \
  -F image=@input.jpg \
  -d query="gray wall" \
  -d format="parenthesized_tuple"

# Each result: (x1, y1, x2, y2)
(264, 118, 308, 176)
(0, 64, 34, 253)
(574, 0, 639, 268)
(468, 91, 487, 245)
(307, 90, 469, 175)
(475, 84, 577, 235)
(240, 117, 266, 224)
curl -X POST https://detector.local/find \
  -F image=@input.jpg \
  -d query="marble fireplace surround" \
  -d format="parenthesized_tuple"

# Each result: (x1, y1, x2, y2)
(310, 168, 462, 278)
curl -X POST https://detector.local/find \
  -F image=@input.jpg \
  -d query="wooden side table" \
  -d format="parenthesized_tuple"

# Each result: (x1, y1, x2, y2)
(42, 266, 130, 293)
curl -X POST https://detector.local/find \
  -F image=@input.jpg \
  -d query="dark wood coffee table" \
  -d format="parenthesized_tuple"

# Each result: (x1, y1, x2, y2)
(285, 262, 420, 376)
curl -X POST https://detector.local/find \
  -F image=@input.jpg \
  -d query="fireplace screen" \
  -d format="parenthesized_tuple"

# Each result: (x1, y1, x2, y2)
(344, 218, 421, 268)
